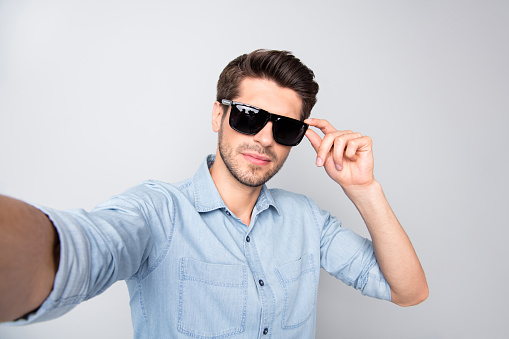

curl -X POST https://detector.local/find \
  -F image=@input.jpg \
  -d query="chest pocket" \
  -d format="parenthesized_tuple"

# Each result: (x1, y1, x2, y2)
(275, 253, 317, 329)
(178, 258, 248, 338)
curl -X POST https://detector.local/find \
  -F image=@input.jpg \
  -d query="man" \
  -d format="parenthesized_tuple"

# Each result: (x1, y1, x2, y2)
(0, 49, 428, 338)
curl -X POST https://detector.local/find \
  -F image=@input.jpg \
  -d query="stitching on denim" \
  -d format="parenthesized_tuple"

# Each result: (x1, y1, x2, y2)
(196, 203, 226, 213)
(265, 188, 287, 216)
(177, 180, 192, 190)
(275, 254, 317, 330)
(194, 178, 226, 213)
(279, 267, 315, 284)
(268, 267, 277, 339)
(137, 276, 148, 320)
(274, 266, 288, 330)
(181, 276, 245, 287)
(138, 196, 176, 281)
(177, 258, 185, 335)
(177, 258, 247, 338)
(240, 266, 248, 331)
(305, 196, 322, 234)
(285, 254, 317, 329)
(177, 326, 245, 339)
(96, 194, 151, 282)
(106, 190, 158, 282)
(180, 258, 246, 286)
(248, 236, 276, 332)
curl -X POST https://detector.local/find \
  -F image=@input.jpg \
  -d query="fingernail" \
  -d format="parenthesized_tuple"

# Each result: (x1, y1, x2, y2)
(316, 157, 323, 166)
(336, 164, 342, 171)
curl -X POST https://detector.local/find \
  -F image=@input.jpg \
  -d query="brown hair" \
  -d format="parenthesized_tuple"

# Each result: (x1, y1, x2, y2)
(216, 49, 319, 120)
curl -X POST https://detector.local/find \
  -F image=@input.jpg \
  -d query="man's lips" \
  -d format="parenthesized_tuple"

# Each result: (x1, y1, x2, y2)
(241, 152, 272, 165)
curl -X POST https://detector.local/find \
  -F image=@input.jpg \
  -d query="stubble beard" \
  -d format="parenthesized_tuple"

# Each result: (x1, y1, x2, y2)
(217, 127, 289, 188)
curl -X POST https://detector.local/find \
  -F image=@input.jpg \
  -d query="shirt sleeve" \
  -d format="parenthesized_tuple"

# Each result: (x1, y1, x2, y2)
(310, 198, 391, 301)
(7, 185, 160, 325)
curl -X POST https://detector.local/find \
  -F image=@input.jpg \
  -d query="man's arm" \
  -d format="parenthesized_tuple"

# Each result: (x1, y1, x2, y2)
(0, 195, 60, 322)
(305, 118, 428, 306)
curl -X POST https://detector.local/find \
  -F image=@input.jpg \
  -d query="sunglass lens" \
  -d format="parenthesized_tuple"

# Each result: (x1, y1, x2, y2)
(229, 104, 268, 134)
(273, 117, 308, 146)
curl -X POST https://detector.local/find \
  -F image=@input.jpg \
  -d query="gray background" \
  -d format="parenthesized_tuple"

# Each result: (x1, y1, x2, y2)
(0, 0, 507, 338)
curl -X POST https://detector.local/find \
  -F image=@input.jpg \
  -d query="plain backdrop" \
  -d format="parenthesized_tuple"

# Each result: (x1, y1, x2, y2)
(0, 1, 508, 338)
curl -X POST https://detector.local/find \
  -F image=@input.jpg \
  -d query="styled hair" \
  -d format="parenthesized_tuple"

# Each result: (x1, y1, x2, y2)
(216, 49, 319, 120)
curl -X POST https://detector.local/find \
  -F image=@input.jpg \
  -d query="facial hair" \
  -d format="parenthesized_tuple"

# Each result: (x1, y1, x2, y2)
(217, 125, 289, 188)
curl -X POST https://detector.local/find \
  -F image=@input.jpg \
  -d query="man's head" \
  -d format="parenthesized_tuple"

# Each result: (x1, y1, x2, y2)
(211, 50, 319, 188)
(213, 77, 303, 187)
(216, 49, 319, 120)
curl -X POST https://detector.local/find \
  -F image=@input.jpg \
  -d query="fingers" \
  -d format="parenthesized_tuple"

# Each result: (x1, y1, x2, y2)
(305, 118, 337, 135)
(325, 131, 362, 169)
(304, 128, 322, 153)
(305, 121, 371, 170)
(343, 135, 372, 162)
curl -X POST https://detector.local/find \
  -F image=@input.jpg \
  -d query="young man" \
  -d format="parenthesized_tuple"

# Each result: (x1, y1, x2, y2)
(0, 49, 428, 338)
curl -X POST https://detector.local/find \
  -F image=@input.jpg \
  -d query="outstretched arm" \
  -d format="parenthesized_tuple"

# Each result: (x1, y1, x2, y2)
(0, 195, 59, 322)
(305, 118, 428, 306)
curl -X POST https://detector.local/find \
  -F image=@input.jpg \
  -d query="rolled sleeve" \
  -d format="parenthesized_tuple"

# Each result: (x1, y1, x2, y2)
(8, 197, 152, 325)
(313, 200, 391, 301)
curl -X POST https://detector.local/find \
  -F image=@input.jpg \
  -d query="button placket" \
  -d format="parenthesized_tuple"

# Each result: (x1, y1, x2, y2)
(243, 215, 275, 337)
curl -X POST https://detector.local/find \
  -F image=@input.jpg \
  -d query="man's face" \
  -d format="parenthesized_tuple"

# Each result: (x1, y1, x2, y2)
(214, 77, 303, 187)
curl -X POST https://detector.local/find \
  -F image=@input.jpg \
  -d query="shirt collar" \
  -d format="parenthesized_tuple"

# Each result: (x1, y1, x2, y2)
(193, 155, 279, 214)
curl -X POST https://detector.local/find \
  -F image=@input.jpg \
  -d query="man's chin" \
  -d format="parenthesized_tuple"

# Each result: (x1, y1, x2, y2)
(235, 168, 273, 188)
(217, 139, 284, 188)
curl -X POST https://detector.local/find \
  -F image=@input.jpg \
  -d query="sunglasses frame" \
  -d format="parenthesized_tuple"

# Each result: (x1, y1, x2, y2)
(221, 99, 308, 146)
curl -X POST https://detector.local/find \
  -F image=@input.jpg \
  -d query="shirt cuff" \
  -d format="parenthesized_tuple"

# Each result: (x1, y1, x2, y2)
(360, 261, 392, 301)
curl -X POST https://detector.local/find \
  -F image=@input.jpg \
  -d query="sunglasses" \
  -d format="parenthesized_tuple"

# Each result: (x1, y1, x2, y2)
(221, 99, 308, 146)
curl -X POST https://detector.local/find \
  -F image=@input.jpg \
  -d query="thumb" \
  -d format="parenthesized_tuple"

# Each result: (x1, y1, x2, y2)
(305, 129, 322, 153)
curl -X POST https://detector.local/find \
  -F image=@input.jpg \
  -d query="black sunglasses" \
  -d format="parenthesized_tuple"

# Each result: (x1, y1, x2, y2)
(221, 99, 308, 146)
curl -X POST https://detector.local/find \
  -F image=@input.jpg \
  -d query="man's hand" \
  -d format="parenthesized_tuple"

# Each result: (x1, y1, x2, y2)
(304, 118, 375, 190)
(304, 117, 428, 307)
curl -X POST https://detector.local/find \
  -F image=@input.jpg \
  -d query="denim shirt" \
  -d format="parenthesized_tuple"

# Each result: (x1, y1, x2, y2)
(11, 155, 390, 338)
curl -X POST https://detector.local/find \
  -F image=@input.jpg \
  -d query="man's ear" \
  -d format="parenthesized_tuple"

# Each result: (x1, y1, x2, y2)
(212, 101, 225, 133)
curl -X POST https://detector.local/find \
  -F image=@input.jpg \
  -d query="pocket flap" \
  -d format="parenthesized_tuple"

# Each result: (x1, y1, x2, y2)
(180, 257, 246, 287)
(276, 254, 314, 283)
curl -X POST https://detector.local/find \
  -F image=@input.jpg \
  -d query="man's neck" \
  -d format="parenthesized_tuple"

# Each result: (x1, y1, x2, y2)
(209, 153, 262, 226)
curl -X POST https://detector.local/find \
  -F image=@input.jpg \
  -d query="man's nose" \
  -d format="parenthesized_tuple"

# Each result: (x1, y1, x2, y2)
(253, 121, 275, 147)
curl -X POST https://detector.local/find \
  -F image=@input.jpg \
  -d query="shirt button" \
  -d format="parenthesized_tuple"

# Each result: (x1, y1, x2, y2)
(259, 279, 264, 286)
(225, 210, 231, 216)
(246, 236, 250, 242)
(263, 328, 269, 335)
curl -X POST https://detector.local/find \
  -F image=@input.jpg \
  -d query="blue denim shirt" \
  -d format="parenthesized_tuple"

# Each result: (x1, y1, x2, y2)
(12, 155, 390, 338)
